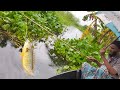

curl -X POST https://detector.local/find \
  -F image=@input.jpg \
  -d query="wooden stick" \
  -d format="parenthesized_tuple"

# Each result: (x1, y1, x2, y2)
(105, 36, 120, 49)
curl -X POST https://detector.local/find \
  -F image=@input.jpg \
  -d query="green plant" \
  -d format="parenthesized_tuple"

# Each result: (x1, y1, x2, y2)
(0, 11, 63, 47)
(49, 33, 107, 73)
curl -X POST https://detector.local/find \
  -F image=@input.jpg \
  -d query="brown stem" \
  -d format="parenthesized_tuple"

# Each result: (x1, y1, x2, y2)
(98, 30, 110, 44)
(0, 29, 22, 47)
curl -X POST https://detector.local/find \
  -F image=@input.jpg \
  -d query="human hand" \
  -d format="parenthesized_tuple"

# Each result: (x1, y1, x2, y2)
(86, 56, 96, 62)
(100, 47, 106, 56)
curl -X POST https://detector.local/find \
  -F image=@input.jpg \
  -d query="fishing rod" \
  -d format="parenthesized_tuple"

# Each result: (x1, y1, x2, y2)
(21, 12, 118, 58)
(26, 14, 88, 57)
(105, 36, 120, 50)
(21, 13, 82, 52)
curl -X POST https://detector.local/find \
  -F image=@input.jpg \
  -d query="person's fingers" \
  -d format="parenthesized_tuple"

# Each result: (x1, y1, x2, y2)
(101, 47, 107, 51)
(87, 56, 92, 59)
(86, 58, 93, 62)
(87, 58, 94, 61)
(86, 59, 92, 62)
(86, 56, 96, 62)
(86, 56, 91, 59)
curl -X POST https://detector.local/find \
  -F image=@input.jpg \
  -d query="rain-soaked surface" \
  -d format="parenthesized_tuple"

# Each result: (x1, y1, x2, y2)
(0, 26, 82, 79)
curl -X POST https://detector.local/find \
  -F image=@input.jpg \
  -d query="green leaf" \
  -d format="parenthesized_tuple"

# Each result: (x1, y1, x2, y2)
(2, 24, 10, 30)
(63, 65, 69, 70)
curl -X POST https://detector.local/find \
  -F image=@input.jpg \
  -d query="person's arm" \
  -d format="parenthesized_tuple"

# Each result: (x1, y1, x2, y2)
(94, 60, 102, 67)
(100, 48, 118, 75)
(86, 56, 102, 67)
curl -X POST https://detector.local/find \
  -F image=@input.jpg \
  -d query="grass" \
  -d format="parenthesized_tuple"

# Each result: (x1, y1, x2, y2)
(55, 11, 85, 32)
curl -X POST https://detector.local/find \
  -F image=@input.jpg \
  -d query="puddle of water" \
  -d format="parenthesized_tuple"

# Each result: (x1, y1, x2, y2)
(0, 41, 57, 79)
(0, 26, 83, 79)
(59, 26, 83, 39)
